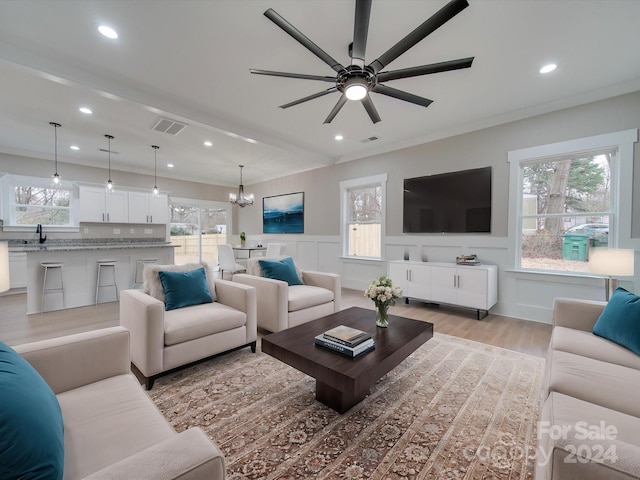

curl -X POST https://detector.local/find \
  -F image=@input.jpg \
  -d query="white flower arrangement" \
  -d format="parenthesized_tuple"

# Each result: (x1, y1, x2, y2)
(364, 275, 403, 308)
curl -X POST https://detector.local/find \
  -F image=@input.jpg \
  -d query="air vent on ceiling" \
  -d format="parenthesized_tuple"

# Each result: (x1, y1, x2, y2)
(98, 148, 119, 154)
(362, 136, 379, 143)
(152, 117, 188, 135)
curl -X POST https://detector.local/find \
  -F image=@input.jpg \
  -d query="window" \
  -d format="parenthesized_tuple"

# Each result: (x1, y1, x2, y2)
(519, 153, 612, 272)
(1, 175, 75, 228)
(340, 174, 387, 259)
(169, 198, 230, 265)
(508, 129, 637, 274)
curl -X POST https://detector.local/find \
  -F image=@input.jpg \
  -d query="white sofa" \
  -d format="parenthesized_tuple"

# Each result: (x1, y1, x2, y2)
(233, 256, 341, 332)
(14, 327, 225, 479)
(536, 297, 640, 480)
(120, 263, 257, 389)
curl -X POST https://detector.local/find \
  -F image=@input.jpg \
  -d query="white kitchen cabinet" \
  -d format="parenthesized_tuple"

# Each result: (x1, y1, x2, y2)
(388, 260, 497, 319)
(128, 192, 168, 224)
(79, 186, 128, 223)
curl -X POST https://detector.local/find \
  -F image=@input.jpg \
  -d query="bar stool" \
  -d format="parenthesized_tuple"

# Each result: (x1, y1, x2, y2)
(133, 258, 158, 288)
(41, 262, 64, 313)
(96, 260, 118, 304)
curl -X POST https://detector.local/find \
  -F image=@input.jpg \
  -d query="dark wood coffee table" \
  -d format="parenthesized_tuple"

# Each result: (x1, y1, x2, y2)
(261, 306, 434, 413)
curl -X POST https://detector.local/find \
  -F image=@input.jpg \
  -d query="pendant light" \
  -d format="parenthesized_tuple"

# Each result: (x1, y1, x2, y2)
(105, 134, 114, 191)
(229, 165, 254, 207)
(50, 122, 61, 185)
(151, 145, 159, 196)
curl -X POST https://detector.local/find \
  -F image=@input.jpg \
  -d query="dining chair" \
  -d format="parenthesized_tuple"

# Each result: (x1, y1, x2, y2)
(218, 244, 246, 279)
(265, 243, 283, 257)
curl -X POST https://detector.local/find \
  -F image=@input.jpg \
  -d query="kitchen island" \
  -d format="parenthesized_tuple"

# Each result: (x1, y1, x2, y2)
(21, 241, 175, 314)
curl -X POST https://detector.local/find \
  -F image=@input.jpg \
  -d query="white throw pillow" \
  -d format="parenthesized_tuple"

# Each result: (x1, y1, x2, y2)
(142, 262, 217, 303)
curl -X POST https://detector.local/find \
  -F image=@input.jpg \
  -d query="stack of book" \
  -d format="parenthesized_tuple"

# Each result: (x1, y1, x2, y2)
(314, 325, 375, 358)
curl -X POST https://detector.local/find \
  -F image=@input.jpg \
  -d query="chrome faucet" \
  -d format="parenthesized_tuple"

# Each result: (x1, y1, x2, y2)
(36, 224, 47, 243)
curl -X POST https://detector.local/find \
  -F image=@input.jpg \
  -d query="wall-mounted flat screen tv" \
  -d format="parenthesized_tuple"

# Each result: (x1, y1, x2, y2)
(403, 166, 492, 233)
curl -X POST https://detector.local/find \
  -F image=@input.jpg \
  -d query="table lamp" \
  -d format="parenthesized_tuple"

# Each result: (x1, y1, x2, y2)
(589, 248, 635, 301)
(0, 241, 9, 293)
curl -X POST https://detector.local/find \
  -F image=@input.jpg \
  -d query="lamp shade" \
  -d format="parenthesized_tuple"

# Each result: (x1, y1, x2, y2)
(589, 248, 635, 276)
(0, 241, 9, 293)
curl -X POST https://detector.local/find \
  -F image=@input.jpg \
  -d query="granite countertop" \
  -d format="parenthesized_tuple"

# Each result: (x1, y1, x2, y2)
(9, 238, 176, 253)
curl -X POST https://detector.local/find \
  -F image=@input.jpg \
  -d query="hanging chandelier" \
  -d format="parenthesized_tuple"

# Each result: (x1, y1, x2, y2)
(50, 122, 61, 185)
(229, 165, 254, 207)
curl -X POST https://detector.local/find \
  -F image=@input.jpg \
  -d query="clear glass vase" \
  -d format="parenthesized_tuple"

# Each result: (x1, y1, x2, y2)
(376, 303, 390, 328)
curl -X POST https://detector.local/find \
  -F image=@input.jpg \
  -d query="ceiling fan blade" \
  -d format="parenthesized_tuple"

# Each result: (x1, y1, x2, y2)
(369, 0, 469, 73)
(372, 84, 433, 108)
(351, 0, 372, 67)
(264, 9, 345, 74)
(377, 57, 474, 82)
(361, 95, 381, 124)
(323, 95, 348, 124)
(250, 69, 336, 83)
(280, 87, 338, 109)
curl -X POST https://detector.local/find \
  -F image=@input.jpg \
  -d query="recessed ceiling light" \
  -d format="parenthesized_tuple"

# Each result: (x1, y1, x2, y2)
(335, 134, 344, 141)
(167, 163, 174, 168)
(98, 25, 118, 39)
(70, 145, 79, 151)
(79, 107, 92, 114)
(246, 138, 257, 144)
(203, 141, 212, 147)
(540, 63, 557, 74)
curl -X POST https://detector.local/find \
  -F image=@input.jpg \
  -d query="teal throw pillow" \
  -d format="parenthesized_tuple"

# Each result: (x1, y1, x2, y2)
(593, 287, 640, 355)
(0, 342, 64, 480)
(159, 267, 213, 311)
(259, 257, 303, 286)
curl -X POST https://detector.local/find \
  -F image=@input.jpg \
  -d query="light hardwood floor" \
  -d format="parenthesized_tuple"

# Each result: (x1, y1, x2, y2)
(0, 289, 552, 356)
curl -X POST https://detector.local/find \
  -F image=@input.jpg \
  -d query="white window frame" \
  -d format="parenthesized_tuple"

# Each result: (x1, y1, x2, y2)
(1, 174, 79, 232)
(168, 197, 232, 263)
(507, 129, 637, 273)
(339, 173, 387, 260)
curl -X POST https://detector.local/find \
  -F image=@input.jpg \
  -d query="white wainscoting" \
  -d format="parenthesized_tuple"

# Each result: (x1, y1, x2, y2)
(247, 234, 639, 324)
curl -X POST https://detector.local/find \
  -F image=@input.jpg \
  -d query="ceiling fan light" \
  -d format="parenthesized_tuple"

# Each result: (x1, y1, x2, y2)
(345, 83, 368, 101)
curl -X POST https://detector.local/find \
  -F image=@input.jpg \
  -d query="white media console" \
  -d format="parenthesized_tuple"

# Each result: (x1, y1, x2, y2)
(387, 261, 498, 320)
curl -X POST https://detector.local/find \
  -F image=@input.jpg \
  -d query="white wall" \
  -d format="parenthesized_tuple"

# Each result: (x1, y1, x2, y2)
(239, 91, 640, 323)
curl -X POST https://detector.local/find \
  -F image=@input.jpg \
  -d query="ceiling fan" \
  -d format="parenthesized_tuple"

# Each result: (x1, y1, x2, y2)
(250, 0, 474, 124)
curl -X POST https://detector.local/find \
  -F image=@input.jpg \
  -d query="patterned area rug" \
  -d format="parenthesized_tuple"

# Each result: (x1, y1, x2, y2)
(150, 333, 544, 479)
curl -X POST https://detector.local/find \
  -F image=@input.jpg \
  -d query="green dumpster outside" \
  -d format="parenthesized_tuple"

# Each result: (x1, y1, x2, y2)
(562, 233, 589, 261)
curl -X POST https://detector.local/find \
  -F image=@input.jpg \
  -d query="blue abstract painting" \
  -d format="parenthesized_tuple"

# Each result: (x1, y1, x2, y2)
(263, 192, 304, 234)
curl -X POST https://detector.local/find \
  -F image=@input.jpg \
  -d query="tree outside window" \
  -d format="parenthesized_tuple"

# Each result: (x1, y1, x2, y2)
(13, 185, 71, 226)
(520, 152, 612, 272)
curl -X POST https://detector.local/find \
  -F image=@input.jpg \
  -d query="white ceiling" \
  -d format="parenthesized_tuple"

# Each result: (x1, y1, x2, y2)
(1, 0, 640, 187)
